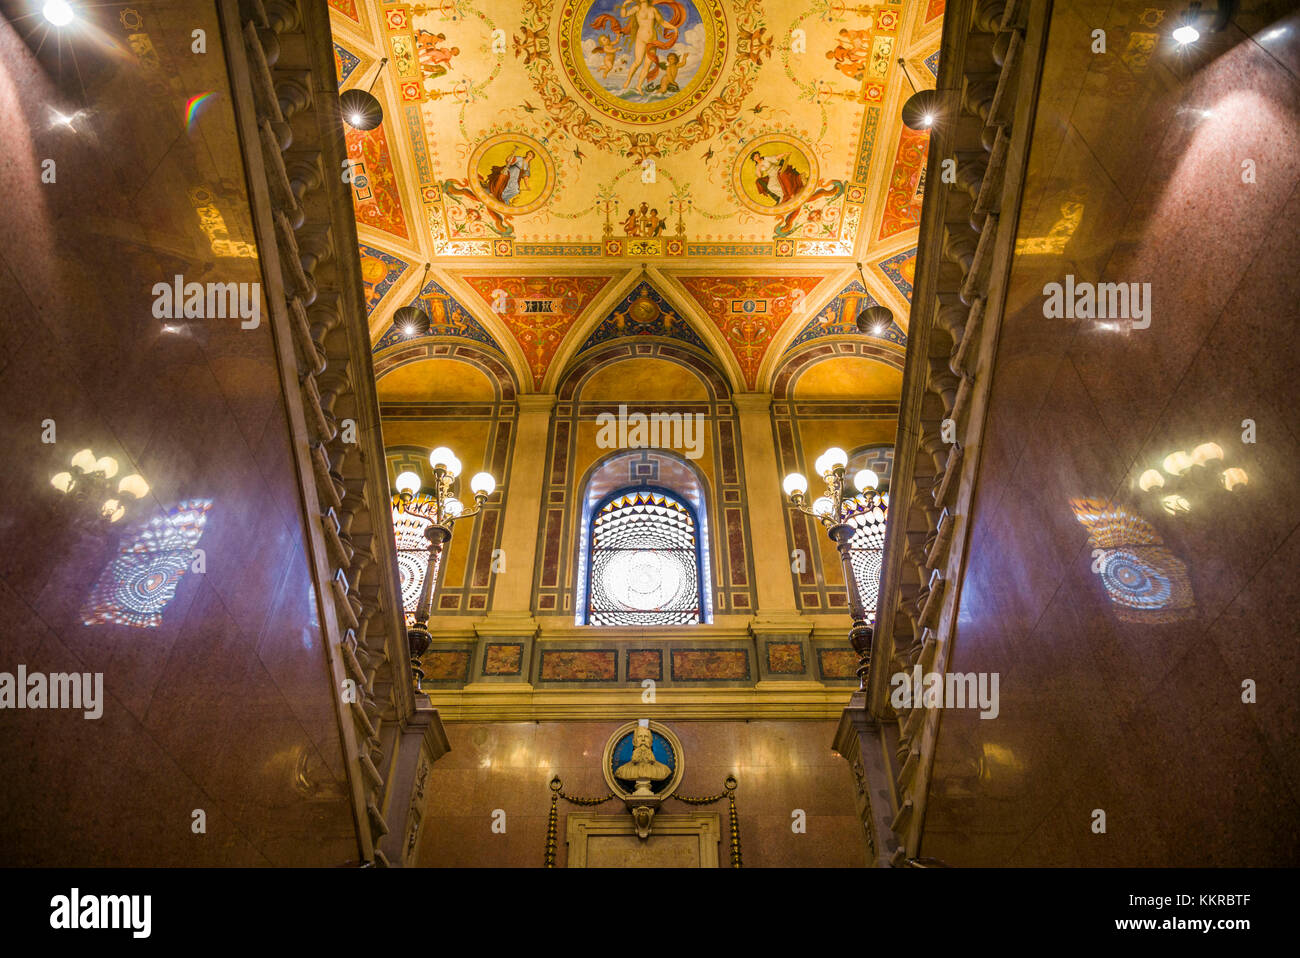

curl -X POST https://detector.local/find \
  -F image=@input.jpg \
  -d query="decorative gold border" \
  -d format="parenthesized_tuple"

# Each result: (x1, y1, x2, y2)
(600, 720, 685, 800)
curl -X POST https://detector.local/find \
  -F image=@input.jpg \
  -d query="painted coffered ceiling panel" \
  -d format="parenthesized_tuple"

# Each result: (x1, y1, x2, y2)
(678, 274, 824, 388)
(463, 274, 613, 388)
(331, 0, 943, 392)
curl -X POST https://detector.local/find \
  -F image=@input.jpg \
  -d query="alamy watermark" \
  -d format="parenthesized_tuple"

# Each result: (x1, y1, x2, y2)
(1042, 274, 1150, 329)
(50, 889, 150, 938)
(0, 666, 103, 719)
(152, 274, 260, 328)
(595, 404, 705, 460)
(890, 665, 1000, 719)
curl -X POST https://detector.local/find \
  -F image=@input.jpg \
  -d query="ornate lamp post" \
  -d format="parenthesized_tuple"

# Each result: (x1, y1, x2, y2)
(783, 446, 888, 690)
(392, 446, 497, 686)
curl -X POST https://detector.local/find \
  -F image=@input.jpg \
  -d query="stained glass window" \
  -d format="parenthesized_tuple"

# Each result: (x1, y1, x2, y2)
(587, 489, 702, 626)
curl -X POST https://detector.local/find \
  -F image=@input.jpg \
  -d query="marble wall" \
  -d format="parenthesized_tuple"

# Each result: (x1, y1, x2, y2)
(415, 720, 868, 866)
(0, 5, 358, 863)
(920, 0, 1300, 865)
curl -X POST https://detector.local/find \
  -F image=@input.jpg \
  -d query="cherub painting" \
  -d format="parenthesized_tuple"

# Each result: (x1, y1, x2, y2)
(825, 28, 873, 81)
(654, 51, 687, 94)
(415, 29, 460, 82)
(594, 33, 623, 78)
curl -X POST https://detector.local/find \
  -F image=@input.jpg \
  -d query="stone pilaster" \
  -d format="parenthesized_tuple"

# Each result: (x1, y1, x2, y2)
(733, 392, 799, 616)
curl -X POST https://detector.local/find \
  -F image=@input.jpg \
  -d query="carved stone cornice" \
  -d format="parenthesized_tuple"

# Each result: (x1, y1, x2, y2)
(218, 0, 445, 865)
(842, 0, 1052, 861)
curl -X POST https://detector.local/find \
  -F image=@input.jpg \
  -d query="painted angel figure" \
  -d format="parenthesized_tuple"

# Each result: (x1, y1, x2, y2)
(594, 33, 622, 78)
(590, 0, 686, 96)
(750, 151, 805, 205)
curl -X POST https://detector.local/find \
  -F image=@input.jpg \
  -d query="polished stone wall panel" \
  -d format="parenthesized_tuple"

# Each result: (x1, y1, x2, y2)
(920, 0, 1300, 866)
(415, 720, 867, 867)
(0, 4, 358, 865)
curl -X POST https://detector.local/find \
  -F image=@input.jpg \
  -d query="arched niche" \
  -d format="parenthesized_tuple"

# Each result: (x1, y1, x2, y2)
(558, 341, 730, 402)
(374, 339, 518, 403)
(770, 339, 905, 400)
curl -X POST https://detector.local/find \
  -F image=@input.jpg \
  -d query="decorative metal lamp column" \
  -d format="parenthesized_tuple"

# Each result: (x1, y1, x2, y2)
(392, 446, 496, 686)
(783, 447, 888, 689)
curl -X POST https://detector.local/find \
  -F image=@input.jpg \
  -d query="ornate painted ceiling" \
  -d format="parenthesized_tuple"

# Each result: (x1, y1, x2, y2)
(328, 0, 941, 394)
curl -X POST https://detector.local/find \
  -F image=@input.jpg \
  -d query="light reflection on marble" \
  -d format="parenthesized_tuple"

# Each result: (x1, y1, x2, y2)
(922, 0, 1300, 866)
(0, 4, 357, 864)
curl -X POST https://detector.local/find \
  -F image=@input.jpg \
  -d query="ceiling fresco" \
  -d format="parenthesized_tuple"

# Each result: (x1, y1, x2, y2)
(329, 0, 942, 395)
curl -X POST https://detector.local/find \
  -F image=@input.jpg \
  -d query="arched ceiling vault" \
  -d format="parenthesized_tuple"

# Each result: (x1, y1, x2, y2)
(331, 0, 944, 396)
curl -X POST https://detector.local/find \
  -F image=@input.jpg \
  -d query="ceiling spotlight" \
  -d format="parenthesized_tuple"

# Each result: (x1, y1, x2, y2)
(1173, 1, 1236, 44)
(897, 58, 940, 131)
(851, 267, 893, 333)
(902, 91, 941, 130)
(856, 305, 892, 333)
(340, 57, 388, 131)
(393, 263, 432, 337)
(43, 0, 74, 26)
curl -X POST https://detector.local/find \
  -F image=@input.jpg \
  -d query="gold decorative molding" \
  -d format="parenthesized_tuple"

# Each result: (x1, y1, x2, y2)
(426, 684, 853, 721)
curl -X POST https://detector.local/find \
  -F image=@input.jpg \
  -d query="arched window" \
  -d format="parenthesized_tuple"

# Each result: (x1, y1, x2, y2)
(575, 450, 712, 627)
(845, 445, 893, 619)
(587, 488, 703, 626)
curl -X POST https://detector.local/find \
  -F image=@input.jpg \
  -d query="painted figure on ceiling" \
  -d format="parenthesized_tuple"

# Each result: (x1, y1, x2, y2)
(590, 0, 688, 97)
(594, 34, 623, 78)
(654, 51, 688, 94)
(415, 29, 460, 81)
(826, 28, 873, 81)
(482, 149, 534, 206)
(751, 151, 805, 206)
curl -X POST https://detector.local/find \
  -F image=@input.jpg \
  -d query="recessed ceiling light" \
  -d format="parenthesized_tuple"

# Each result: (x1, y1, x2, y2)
(1173, 24, 1200, 43)
(43, 0, 74, 26)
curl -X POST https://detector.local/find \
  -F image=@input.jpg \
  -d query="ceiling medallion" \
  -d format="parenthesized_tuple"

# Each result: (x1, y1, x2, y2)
(520, 0, 769, 160)
(467, 133, 557, 215)
(731, 133, 819, 216)
(558, 0, 727, 125)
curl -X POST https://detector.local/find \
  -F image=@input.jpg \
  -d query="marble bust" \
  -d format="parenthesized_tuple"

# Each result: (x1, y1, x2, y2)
(614, 726, 671, 796)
